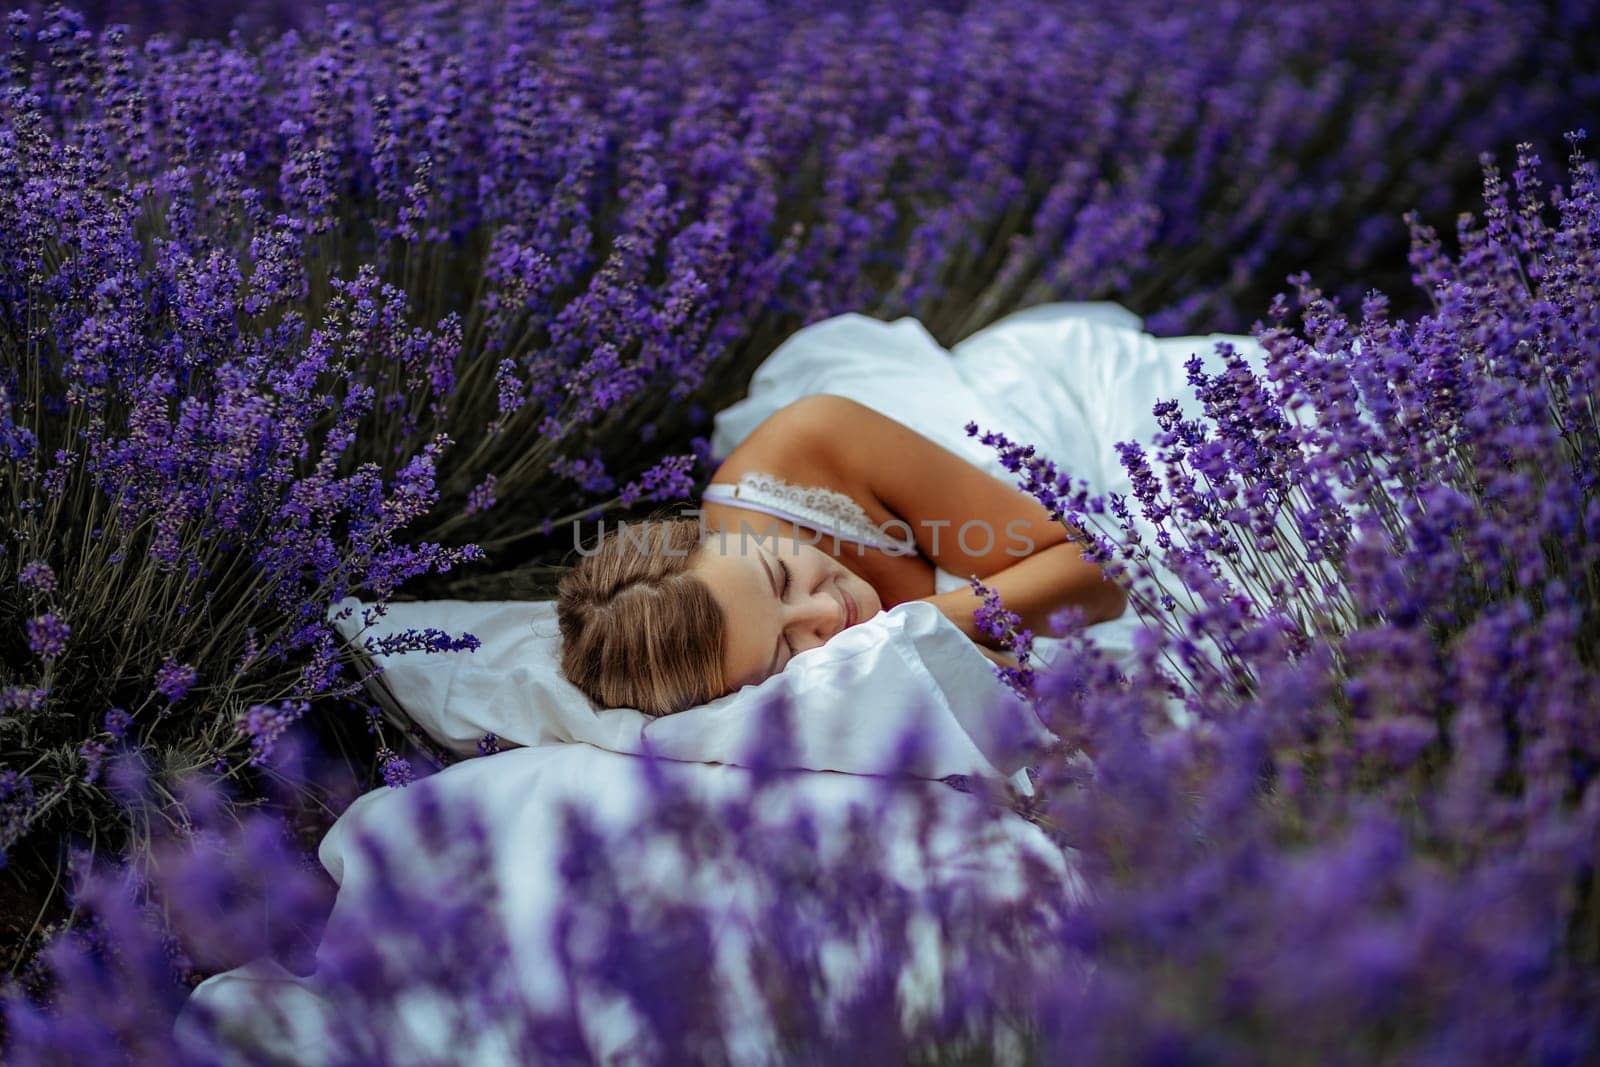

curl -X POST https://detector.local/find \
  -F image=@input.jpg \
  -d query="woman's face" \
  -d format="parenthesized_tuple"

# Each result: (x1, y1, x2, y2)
(692, 535, 883, 693)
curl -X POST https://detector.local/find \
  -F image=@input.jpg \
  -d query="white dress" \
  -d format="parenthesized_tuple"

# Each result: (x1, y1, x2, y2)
(709, 301, 1272, 663)
(701, 471, 919, 554)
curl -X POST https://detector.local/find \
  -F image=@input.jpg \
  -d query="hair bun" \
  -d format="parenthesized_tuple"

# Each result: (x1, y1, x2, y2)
(553, 519, 725, 716)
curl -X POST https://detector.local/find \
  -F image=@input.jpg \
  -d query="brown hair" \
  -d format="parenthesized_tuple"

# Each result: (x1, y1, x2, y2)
(556, 518, 727, 717)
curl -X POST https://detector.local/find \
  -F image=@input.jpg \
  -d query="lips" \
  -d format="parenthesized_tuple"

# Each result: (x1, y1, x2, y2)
(841, 586, 857, 629)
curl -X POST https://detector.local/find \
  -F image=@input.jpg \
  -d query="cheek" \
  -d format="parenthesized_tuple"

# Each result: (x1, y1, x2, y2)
(831, 561, 880, 612)
(802, 544, 838, 578)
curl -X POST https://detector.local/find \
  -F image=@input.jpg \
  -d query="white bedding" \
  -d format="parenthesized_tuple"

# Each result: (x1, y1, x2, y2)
(183, 744, 1083, 1063)
(186, 302, 1264, 1059)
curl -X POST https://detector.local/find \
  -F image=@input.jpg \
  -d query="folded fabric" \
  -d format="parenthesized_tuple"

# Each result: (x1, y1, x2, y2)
(710, 300, 1269, 505)
(183, 742, 1086, 1063)
(330, 597, 1054, 786)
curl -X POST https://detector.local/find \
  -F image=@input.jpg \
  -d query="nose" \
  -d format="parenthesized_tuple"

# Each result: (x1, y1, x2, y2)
(785, 586, 846, 652)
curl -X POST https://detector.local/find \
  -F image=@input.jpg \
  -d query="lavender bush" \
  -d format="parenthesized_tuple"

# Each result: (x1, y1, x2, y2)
(8, 140, 1598, 1064)
(41, 0, 319, 44)
(983, 137, 1600, 1060)
(5, 0, 1595, 567)
(0, 119, 481, 975)
(4, 0, 1599, 1053)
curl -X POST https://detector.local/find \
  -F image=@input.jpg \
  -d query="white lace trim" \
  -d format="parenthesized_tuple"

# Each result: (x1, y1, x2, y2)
(703, 471, 915, 552)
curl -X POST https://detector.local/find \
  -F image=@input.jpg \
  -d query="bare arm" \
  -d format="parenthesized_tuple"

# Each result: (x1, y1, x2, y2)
(920, 539, 1126, 647)
(792, 395, 1126, 646)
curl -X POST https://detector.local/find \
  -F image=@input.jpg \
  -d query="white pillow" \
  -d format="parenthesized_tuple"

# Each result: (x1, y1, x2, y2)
(328, 597, 1054, 784)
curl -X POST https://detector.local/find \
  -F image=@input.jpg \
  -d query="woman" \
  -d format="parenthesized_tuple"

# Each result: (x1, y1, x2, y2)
(557, 392, 1127, 716)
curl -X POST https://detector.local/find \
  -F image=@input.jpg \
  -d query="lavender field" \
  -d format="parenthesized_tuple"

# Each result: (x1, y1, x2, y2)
(3, 0, 1599, 1061)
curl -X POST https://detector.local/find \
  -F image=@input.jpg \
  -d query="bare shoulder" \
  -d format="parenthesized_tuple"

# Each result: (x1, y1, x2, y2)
(715, 394, 867, 481)
(754, 394, 868, 445)
(729, 394, 1068, 575)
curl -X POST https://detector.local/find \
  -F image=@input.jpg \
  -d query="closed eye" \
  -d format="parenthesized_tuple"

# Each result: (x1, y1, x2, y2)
(779, 560, 795, 666)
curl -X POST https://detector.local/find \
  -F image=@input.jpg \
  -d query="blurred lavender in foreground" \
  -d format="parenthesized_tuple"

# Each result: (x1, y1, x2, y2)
(5, 731, 1077, 1064)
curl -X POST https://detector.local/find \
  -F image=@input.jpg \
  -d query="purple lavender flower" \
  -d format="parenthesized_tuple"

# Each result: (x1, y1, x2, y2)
(1, 686, 50, 713)
(154, 658, 197, 704)
(617, 455, 696, 508)
(26, 613, 71, 660)
(551, 453, 615, 496)
(17, 559, 56, 594)
(968, 577, 1038, 699)
(380, 750, 415, 789)
(103, 707, 133, 738)
(0, 770, 38, 863)
(464, 474, 497, 515)
(236, 701, 310, 766)
(78, 741, 108, 785)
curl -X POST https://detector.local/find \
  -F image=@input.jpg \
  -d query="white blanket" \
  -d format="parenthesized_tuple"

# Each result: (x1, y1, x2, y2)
(184, 744, 1083, 1063)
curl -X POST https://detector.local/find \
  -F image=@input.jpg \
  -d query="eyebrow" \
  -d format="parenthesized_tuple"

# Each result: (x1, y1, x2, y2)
(757, 549, 781, 679)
